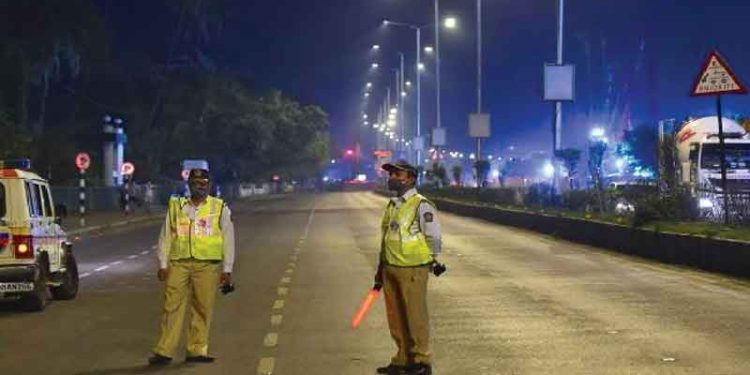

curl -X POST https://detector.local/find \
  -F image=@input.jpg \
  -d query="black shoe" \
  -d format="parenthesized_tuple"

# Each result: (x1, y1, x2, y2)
(185, 355, 216, 363)
(147, 354, 172, 366)
(376, 364, 407, 374)
(407, 364, 432, 375)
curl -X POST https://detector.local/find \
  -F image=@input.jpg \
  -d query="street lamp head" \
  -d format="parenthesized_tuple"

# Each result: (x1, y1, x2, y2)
(371, 63, 379, 69)
(424, 46, 434, 54)
(405, 81, 412, 87)
(401, 91, 407, 97)
(372, 44, 380, 51)
(390, 108, 398, 114)
(382, 19, 390, 26)
(364, 92, 370, 98)
(418, 63, 425, 71)
(444, 17, 457, 29)
(366, 82, 373, 88)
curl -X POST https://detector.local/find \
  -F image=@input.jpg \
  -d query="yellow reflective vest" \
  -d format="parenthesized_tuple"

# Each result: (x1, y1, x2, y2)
(168, 196, 224, 261)
(381, 193, 434, 267)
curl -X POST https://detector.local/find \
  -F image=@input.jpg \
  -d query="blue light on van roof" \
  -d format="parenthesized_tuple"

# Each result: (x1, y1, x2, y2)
(0, 159, 32, 170)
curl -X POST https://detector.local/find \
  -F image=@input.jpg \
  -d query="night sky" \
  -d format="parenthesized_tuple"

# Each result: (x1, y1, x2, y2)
(103, 0, 750, 157)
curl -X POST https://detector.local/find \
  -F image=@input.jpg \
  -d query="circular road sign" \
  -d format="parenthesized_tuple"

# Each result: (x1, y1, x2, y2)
(121, 162, 135, 176)
(75, 152, 91, 171)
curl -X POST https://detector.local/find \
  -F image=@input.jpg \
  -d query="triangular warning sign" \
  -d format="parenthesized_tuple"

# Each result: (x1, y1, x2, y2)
(691, 50, 748, 96)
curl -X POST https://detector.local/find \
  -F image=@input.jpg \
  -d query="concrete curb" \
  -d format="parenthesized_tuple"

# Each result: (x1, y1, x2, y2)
(428, 196, 750, 279)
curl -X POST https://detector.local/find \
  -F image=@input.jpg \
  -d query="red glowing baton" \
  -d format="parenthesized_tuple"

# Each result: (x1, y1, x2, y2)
(351, 286, 381, 329)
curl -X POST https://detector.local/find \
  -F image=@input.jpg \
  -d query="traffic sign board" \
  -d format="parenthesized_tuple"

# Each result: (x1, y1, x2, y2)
(691, 50, 747, 96)
(121, 162, 135, 176)
(75, 152, 91, 171)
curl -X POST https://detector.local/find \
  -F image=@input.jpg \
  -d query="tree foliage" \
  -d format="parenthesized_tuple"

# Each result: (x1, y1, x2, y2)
(0, 1, 330, 185)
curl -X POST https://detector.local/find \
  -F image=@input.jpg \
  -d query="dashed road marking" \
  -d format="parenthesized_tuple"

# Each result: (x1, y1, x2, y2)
(257, 357, 275, 375)
(110, 260, 123, 266)
(280, 277, 291, 284)
(151, 245, 157, 250)
(263, 333, 279, 348)
(285, 268, 293, 274)
(127, 255, 138, 260)
(272, 300, 285, 310)
(290, 255, 298, 261)
(271, 315, 283, 326)
(79, 272, 91, 279)
(140, 250, 149, 255)
(277, 287, 288, 296)
(287, 262, 296, 268)
(94, 265, 109, 272)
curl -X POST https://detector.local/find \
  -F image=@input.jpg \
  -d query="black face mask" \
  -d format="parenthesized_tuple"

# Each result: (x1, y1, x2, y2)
(387, 178, 405, 192)
(189, 184, 209, 200)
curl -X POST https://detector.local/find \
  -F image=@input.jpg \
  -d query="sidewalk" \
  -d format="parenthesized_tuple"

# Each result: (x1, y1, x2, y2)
(63, 206, 165, 236)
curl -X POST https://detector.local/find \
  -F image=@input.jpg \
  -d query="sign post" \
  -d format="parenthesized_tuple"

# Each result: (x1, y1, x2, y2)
(691, 50, 748, 224)
(121, 162, 135, 215)
(75, 152, 91, 227)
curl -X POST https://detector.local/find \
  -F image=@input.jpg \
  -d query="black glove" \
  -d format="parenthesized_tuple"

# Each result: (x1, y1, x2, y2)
(220, 283, 235, 295)
(431, 261, 447, 277)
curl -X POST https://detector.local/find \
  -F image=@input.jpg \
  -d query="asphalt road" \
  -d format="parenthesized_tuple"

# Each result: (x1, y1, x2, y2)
(0, 192, 748, 375)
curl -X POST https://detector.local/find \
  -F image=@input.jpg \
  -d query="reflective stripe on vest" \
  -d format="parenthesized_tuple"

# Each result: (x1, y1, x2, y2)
(169, 196, 224, 261)
(381, 193, 434, 267)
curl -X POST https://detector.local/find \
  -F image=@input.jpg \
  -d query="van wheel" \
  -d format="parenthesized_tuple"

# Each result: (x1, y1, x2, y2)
(52, 254, 79, 300)
(20, 266, 50, 312)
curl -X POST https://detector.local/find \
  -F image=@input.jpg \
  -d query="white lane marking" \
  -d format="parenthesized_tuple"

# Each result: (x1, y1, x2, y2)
(662, 358, 676, 362)
(110, 260, 123, 266)
(280, 277, 291, 284)
(287, 262, 296, 268)
(263, 333, 279, 348)
(272, 300, 285, 310)
(284, 268, 293, 274)
(277, 287, 288, 296)
(151, 245, 157, 250)
(94, 265, 109, 272)
(79, 272, 91, 279)
(290, 255, 298, 261)
(271, 315, 283, 326)
(127, 255, 139, 260)
(140, 250, 149, 255)
(257, 357, 275, 375)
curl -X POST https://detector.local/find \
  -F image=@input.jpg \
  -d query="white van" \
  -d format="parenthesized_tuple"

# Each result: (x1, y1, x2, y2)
(0, 160, 78, 311)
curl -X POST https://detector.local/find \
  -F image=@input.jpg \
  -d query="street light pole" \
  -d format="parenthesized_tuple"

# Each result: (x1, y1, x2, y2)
(416, 27, 422, 166)
(476, 0, 483, 188)
(399, 53, 406, 159)
(435, 0, 442, 132)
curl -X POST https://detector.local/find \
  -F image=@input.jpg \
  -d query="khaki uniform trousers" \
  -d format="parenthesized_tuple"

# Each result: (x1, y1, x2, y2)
(383, 264, 431, 366)
(154, 259, 221, 357)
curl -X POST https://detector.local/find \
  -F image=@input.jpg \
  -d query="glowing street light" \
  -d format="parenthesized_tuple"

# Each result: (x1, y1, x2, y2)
(444, 17, 457, 29)
(418, 63, 425, 71)
(424, 46, 434, 54)
(371, 63, 379, 69)
(590, 127, 606, 139)
(372, 44, 381, 51)
(366, 82, 373, 88)
(363, 114, 368, 119)
(405, 81, 412, 87)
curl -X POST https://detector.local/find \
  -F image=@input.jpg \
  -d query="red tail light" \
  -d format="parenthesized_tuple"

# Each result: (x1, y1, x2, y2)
(13, 235, 34, 259)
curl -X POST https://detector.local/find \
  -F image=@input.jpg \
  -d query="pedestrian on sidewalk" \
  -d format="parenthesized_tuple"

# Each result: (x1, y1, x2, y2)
(375, 161, 442, 375)
(148, 168, 235, 366)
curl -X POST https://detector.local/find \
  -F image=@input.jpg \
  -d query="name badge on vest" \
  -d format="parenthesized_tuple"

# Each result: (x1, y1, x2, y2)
(195, 218, 213, 237)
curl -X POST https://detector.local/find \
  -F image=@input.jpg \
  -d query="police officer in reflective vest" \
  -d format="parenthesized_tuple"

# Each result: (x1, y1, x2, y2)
(376, 161, 442, 375)
(148, 169, 235, 366)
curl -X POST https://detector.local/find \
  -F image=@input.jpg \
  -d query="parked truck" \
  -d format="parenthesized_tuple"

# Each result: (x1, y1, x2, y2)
(675, 116, 750, 215)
